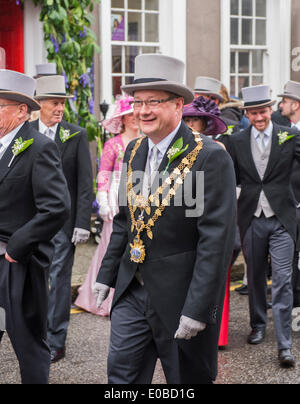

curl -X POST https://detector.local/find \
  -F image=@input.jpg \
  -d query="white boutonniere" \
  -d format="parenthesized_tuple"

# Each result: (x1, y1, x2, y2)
(215, 125, 235, 139)
(163, 137, 189, 174)
(277, 130, 295, 145)
(8, 137, 34, 167)
(59, 127, 80, 143)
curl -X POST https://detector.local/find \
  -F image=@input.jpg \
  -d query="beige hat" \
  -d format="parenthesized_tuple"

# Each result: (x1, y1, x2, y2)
(240, 85, 276, 110)
(121, 54, 194, 105)
(278, 80, 300, 103)
(0, 69, 40, 111)
(34, 75, 73, 100)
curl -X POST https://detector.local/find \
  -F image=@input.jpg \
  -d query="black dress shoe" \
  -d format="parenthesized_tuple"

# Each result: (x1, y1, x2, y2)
(278, 349, 295, 368)
(50, 347, 66, 363)
(235, 285, 248, 295)
(247, 329, 265, 345)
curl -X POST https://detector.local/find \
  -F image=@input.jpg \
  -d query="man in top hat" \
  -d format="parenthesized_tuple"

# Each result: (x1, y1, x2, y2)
(93, 54, 236, 384)
(0, 69, 70, 383)
(30, 75, 93, 363)
(278, 81, 300, 308)
(220, 84, 300, 367)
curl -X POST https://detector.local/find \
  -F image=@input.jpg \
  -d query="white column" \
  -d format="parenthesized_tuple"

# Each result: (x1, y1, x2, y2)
(159, 0, 187, 81)
(220, 0, 231, 91)
(99, 0, 113, 104)
(267, 0, 291, 101)
(23, 2, 46, 77)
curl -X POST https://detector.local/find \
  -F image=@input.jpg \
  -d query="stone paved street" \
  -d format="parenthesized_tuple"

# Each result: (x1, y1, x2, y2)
(1, 286, 300, 384)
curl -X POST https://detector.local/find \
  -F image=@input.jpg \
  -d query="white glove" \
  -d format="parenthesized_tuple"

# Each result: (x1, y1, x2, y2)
(97, 191, 113, 222)
(0, 307, 5, 332)
(174, 315, 206, 340)
(72, 228, 90, 245)
(92, 282, 110, 308)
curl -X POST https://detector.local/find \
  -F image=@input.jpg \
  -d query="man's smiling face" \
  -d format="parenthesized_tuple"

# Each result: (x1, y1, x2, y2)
(132, 90, 183, 142)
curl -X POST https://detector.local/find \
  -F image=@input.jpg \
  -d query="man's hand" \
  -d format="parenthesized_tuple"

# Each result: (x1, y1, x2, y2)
(5, 253, 18, 264)
(92, 282, 110, 308)
(174, 315, 206, 340)
(72, 228, 90, 246)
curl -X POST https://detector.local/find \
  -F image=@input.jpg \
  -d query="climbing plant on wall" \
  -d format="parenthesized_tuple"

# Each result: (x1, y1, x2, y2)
(18, 0, 100, 140)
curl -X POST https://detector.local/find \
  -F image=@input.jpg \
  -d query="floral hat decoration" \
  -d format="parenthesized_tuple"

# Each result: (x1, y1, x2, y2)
(101, 94, 134, 134)
(183, 96, 227, 136)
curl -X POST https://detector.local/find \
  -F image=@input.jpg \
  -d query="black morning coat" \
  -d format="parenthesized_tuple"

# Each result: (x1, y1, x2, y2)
(97, 121, 237, 382)
(220, 122, 300, 243)
(0, 121, 70, 335)
(30, 119, 94, 238)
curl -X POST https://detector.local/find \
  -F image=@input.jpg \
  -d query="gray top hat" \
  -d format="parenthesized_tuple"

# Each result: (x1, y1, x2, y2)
(0, 69, 40, 111)
(278, 80, 300, 103)
(34, 75, 73, 100)
(121, 54, 194, 105)
(35, 63, 57, 78)
(194, 76, 224, 102)
(241, 85, 276, 109)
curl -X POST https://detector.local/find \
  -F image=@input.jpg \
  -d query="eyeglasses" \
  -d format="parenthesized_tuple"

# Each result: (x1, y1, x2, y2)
(130, 96, 178, 110)
(0, 103, 21, 109)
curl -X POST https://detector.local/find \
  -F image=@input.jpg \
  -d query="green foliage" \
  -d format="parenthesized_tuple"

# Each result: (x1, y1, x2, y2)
(21, 0, 100, 141)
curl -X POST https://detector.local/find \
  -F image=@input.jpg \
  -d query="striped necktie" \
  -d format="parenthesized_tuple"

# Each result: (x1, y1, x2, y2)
(0, 142, 4, 160)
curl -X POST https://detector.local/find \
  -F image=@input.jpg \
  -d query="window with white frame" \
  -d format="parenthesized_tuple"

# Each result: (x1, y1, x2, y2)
(111, 0, 160, 97)
(230, 0, 267, 97)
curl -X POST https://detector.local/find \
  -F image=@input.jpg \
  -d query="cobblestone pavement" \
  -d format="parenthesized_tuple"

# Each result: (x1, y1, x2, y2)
(1, 290, 300, 384)
(1, 240, 300, 384)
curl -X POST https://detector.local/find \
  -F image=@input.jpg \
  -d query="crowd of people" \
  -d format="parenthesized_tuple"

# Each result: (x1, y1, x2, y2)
(0, 53, 300, 384)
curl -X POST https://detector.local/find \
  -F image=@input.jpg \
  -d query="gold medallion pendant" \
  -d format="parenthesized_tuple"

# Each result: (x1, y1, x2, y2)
(130, 236, 146, 264)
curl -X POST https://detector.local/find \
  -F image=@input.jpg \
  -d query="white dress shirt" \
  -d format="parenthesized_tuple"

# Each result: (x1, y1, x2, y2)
(147, 121, 181, 174)
(251, 121, 273, 150)
(291, 121, 300, 131)
(39, 119, 58, 142)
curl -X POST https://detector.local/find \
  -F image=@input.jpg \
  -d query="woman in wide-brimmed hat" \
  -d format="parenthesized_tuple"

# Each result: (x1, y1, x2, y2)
(182, 96, 227, 136)
(75, 94, 140, 316)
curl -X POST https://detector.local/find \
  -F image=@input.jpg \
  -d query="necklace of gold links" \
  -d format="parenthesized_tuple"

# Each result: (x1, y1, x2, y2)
(127, 132, 203, 264)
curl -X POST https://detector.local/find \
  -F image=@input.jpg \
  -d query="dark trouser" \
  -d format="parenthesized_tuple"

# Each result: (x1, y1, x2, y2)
(108, 279, 212, 384)
(47, 230, 75, 350)
(242, 216, 294, 350)
(0, 257, 50, 384)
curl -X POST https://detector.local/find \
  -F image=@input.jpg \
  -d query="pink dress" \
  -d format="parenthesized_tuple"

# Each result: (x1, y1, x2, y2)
(75, 134, 125, 316)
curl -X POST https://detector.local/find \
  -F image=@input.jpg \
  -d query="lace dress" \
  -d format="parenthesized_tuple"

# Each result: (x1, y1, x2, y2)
(75, 134, 125, 316)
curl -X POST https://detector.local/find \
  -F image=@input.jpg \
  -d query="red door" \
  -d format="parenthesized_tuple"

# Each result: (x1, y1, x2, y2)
(0, 0, 24, 72)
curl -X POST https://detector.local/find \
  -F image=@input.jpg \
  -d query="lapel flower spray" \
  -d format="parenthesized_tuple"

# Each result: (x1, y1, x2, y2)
(8, 137, 34, 168)
(163, 137, 189, 174)
(277, 130, 295, 145)
(59, 127, 80, 143)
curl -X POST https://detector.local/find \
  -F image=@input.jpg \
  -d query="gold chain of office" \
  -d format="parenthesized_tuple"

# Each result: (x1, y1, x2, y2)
(127, 132, 203, 264)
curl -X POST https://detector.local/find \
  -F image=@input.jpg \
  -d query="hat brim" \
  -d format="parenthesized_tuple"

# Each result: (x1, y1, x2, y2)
(0, 91, 41, 111)
(121, 81, 194, 105)
(240, 100, 276, 110)
(183, 111, 227, 136)
(34, 94, 74, 100)
(194, 90, 224, 103)
(277, 93, 300, 103)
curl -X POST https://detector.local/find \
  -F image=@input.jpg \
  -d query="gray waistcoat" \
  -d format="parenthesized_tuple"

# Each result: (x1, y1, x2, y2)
(251, 133, 275, 218)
